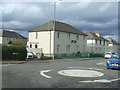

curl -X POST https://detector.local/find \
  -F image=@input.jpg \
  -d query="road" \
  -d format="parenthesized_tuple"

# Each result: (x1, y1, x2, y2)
(1, 58, 120, 88)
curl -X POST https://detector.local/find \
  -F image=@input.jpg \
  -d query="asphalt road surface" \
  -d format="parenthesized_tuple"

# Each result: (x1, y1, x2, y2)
(1, 58, 120, 88)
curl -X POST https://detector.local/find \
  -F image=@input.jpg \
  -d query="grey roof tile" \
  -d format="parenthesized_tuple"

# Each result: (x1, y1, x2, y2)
(29, 21, 87, 36)
(85, 32, 108, 41)
(0, 30, 27, 39)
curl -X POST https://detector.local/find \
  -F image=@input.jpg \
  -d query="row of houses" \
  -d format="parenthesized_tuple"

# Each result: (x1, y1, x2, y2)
(0, 21, 120, 58)
(0, 30, 27, 45)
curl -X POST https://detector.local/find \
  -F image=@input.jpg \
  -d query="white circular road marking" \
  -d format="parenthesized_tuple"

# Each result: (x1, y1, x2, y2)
(68, 67, 103, 70)
(58, 69, 104, 77)
(79, 78, 120, 83)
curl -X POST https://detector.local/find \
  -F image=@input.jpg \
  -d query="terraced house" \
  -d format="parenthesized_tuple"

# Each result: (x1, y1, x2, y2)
(107, 37, 120, 54)
(85, 32, 109, 54)
(27, 21, 87, 57)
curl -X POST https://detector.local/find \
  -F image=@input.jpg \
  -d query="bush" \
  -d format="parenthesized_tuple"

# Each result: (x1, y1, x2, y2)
(2, 45, 27, 60)
(12, 39, 24, 45)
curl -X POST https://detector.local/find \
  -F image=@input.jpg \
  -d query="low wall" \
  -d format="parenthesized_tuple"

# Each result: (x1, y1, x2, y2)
(54, 53, 104, 59)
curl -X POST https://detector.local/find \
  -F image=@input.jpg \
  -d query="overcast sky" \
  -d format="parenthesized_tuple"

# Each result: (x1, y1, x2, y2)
(0, 1, 118, 41)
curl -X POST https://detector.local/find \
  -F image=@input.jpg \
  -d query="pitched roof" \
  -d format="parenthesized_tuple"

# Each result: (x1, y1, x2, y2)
(111, 39, 120, 45)
(107, 37, 120, 45)
(85, 32, 108, 41)
(29, 21, 87, 36)
(0, 30, 27, 39)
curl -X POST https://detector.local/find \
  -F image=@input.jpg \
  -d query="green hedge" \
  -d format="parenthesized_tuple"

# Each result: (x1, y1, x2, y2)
(2, 45, 27, 60)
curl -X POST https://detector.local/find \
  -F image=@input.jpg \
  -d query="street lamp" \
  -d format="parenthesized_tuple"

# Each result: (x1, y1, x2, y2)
(52, 2, 56, 59)
(52, 0, 62, 59)
(92, 38, 93, 53)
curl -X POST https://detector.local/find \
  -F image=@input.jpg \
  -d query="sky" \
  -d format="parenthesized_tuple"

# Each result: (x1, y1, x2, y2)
(0, 1, 119, 41)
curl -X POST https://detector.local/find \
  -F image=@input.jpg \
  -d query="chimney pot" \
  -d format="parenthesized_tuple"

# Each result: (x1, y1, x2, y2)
(95, 32, 100, 37)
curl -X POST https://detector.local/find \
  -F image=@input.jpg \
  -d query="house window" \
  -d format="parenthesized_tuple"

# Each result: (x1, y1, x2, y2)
(103, 41, 105, 46)
(7, 38, 9, 41)
(68, 33, 70, 39)
(100, 40, 101, 45)
(76, 35, 79, 40)
(66, 45, 70, 51)
(57, 32, 60, 38)
(57, 45, 60, 52)
(30, 44, 32, 48)
(96, 40, 97, 44)
(35, 44, 37, 48)
(77, 45, 79, 50)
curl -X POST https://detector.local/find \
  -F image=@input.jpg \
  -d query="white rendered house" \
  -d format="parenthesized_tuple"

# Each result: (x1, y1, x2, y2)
(85, 32, 109, 54)
(106, 37, 120, 54)
(27, 21, 87, 57)
(0, 30, 27, 45)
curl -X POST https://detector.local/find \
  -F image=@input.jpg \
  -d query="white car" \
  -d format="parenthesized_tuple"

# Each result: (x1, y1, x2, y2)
(27, 52, 34, 59)
(105, 52, 114, 59)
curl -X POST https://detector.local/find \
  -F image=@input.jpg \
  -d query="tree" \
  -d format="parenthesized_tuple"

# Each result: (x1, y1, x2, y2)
(8, 41, 12, 44)
(12, 39, 24, 45)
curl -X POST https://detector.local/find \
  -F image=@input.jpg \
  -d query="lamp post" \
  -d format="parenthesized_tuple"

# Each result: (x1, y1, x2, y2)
(52, 2, 56, 59)
(92, 38, 93, 53)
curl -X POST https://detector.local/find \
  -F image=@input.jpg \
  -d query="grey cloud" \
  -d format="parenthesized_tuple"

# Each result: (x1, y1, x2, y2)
(0, 2, 118, 41)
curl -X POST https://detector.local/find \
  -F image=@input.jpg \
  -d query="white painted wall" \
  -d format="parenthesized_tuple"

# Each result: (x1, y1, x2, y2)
(27, 31, 54, 56)
(54, 31, 86, 54)
(0, 37, 2, 45)
(0, 36, 27, 45)
(107, 44, 120, 54)
(85, 39, 108, 54)
(27, 31, 86, 56)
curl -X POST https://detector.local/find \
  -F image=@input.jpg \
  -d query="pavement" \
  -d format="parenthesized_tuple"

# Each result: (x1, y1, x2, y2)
(2, 57, 104, 64)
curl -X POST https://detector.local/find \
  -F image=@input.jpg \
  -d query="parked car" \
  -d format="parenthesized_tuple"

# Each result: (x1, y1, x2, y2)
(106, 54, 120, 69)
(27, 52, 34, 59)
(105, 52, 115, 59)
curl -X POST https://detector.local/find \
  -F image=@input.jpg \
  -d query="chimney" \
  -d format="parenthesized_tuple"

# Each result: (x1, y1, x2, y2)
(107, 37, 112, 42)
(95, 32, 100, 37)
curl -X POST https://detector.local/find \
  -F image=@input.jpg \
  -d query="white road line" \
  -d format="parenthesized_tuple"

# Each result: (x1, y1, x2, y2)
(88, 68, 103, 71)
(68, 67, 103, 70)
(79, 78, 120, 83)
(40, 70, 52, 78)
(0, 65, 8, 67)
(110, 78, 120, 82)
(97, 63, 104, 65)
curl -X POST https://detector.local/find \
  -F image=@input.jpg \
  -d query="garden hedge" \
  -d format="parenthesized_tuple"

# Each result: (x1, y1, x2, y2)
(2, 45, 27, 60)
